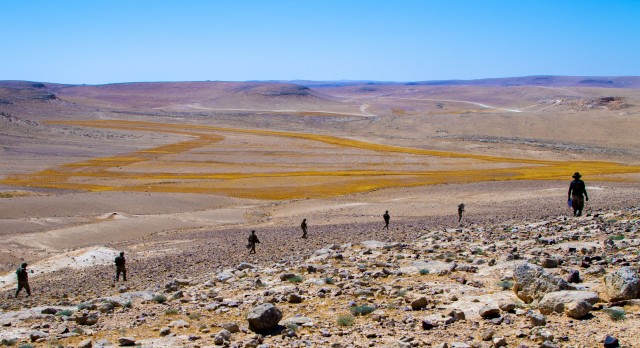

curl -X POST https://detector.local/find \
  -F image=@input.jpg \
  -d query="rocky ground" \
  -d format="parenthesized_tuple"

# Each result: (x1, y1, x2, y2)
(1, 206, 639, 348)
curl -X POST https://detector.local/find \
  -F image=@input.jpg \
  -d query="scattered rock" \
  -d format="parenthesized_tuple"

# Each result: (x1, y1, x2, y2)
(604, 335, 620, 348)
(246, 303, 282, 333)
(527, 312, 546, 327)
(30, 330, 47, 342)
(538, 290, 600, 314)
(479, 305, 500, 319)
(118, 337, 136, 346)
(410, 297, 429, 310)
(604, 267, 640, 301)
(564, 300, 592, 319)
(513, 263, 569, 303)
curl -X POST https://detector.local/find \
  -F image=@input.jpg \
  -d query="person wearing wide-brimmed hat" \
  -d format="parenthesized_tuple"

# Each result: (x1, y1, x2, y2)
(568, 172, 589, 217)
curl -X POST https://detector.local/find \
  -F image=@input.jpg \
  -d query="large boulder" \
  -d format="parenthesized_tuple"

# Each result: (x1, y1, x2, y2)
(512, 263, 569, 303)
(538, 291, 600, 314)
(246, 303, 282, 333)
(604, 267, 640, 301)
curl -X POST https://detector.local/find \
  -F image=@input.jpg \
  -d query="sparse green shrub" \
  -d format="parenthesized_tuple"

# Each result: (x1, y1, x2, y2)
(1, 338, 17, 346)
(55, 309, 74, 317)
(610, 235, 625, 241)
(396, 289, 407, 297)
(124, 301, 133, 308)
(351, 305, 375, 316)
(153, 294, 168, 304)
(472, 247, 485, 255)
(18, 344, 34, 348)
(396, 254, 405, 260)
(603, 307, 626, 321)
(324, 277, 335, 285)
(496, 280, 514, 290)
(188, 313, 201, 320)
(336, 313, 355, 326)
(288, 275, 303, 284)
(164, 308, 179, 315)
(72, 327, 84, 335)
(419, 269, 429, 275)
(286, 323, 299, 331)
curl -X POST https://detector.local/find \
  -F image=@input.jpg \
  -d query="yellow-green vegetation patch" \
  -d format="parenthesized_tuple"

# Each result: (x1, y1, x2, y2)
(1, 119, 639, 200)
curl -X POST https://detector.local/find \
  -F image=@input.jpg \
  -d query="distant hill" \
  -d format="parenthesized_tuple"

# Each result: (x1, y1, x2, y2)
(281, 76, 640, 89)
(405, 75, 640, 88)
(2, 76, 639, 91)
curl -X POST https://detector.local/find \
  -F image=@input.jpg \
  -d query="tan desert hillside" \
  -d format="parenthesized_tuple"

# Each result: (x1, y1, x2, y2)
(1, 78, 640, 347)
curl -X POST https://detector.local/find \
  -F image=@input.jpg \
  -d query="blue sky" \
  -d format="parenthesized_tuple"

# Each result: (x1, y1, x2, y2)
(1, 0, 639, 84)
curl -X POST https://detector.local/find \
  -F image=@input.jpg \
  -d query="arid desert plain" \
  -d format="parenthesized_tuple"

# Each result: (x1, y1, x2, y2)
(1, 77, 640, 347)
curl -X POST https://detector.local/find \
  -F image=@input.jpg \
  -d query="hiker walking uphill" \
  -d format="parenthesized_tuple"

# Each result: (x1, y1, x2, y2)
(15, 262, 31, 298)
(114, 251, 127, 281)
(301, 218, 308, 239)
(247, 230, 260, 254)
(383, 210, 390, 229)
(568, 172, 589, 217)
(458, 203, 465, 222)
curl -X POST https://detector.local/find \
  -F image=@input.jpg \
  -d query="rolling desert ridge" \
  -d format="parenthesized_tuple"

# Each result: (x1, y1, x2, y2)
(1, 77, 640, 347)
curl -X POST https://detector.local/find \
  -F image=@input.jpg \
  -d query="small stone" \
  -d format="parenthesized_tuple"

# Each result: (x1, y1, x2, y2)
(214, 329, 231, 345)
(566, 270, 580, 283)
(541, 257, 558, 268)
(527, 312, 546, 326)
(159, 327, 170, 336)
(169, 319, 190, 328)
(41, 308, 58, 315)
(604, 335, 619, 348)
(448, 309, 465, 321)
(280, 273, 296, 281)
(481, 329, 494, 341)
(220, 322, 239, 333)
(288, 293, 303, 303)
(479, 305, 500, 319)
(498, 302, 516, 312)
(492, 336, 507, 347)
(118, 337, 136, 346)
(539, 341, 557, 348)
(564, 300, 592, 319)
(421, 320, 434, 330)
(75, 312, 99, 326)
(30, 330, 47, 342)
(410, 297, 429, 310)
(238, 262, 256, 270)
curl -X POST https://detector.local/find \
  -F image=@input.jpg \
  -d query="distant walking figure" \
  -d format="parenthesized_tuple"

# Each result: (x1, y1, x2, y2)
(247, 230, 260, 254)
(458, 203, 465, 222)
(15, 262, 31, 298)
(568, 172, 589, 217)
(114, 251, 127, 281)
(383, 210, 390, 229)
(301, 219, 308, 239)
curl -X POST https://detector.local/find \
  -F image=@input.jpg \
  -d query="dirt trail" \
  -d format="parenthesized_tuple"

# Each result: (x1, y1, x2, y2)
(378, 96, 524, 112)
